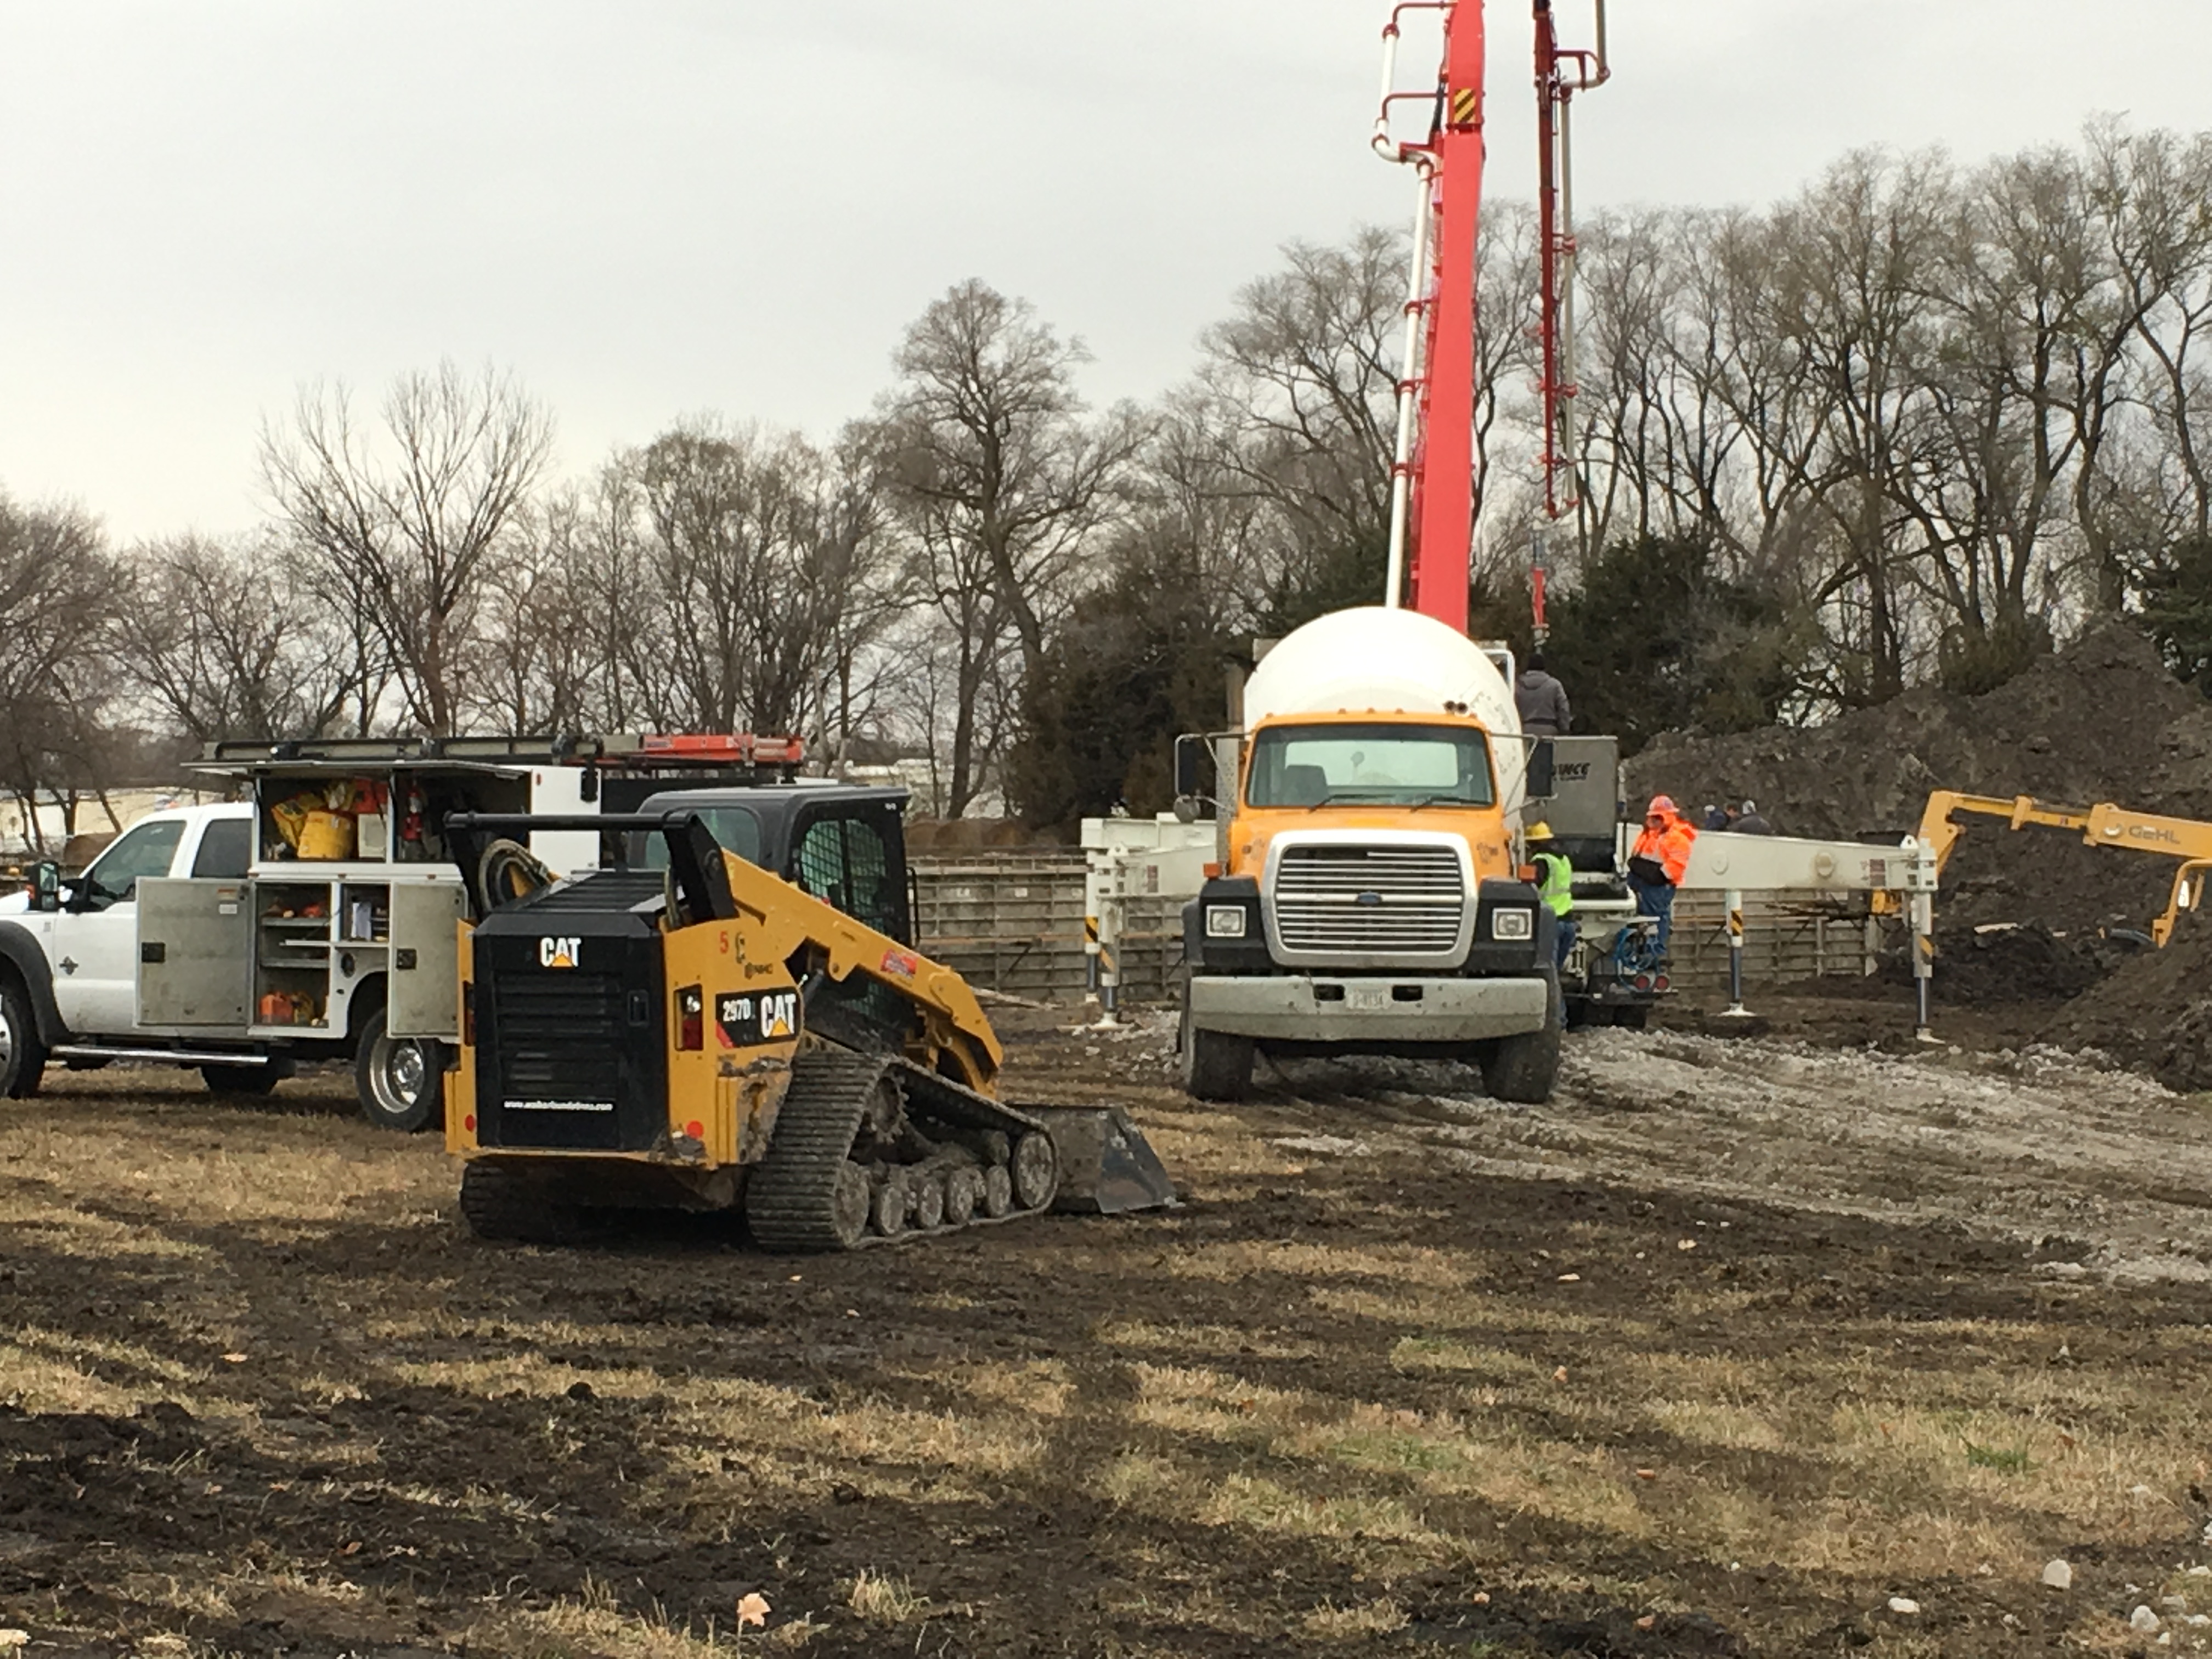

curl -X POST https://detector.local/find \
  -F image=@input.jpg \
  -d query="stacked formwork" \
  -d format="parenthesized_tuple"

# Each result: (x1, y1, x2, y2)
(1669, 893, 1884, 986)
(911, 857, 1882, 1003)
(912, 857, 1186, 1003)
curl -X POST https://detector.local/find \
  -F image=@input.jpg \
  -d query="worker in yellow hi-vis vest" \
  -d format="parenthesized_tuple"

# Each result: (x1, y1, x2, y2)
(1527, 821, 1576, 968)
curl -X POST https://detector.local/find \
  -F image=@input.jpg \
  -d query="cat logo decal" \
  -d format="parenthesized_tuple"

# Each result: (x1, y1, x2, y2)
(538, 936, 582, 969)
(759, 991, 798, 1039)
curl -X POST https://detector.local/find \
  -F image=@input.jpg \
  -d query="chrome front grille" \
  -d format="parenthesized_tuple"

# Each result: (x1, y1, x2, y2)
(1268, 841, 1468, 963)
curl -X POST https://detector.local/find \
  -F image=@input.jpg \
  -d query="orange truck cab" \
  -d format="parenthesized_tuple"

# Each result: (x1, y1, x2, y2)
(1174, 607, 1562, 1104)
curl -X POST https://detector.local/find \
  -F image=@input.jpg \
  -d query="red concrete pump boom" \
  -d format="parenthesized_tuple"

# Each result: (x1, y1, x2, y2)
(1373, 1, 1608, 636)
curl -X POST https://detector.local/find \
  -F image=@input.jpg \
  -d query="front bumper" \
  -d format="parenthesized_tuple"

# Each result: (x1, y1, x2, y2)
(1187, 973, 1549, 1043)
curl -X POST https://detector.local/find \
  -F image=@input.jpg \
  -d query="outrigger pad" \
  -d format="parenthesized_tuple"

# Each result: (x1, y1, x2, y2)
(1028, 1107, 1178, 1215)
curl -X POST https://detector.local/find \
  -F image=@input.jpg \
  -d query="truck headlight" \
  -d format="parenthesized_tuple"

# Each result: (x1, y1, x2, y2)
(1205, 904, 1248, 939)
(1490, 906, 1534, 941)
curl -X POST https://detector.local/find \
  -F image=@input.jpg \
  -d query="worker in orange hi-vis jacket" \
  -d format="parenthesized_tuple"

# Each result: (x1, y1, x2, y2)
(1626, 795, 1698, 958)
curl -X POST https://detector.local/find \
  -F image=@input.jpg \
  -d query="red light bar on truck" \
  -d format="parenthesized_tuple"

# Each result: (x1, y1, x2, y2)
(635, 733, 804, 767)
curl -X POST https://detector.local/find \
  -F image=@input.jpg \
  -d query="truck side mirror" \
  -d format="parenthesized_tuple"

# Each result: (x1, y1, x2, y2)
(1173, 733, 1205, 798)
(32, 861, 60, 913)
(1172, 734, 1211, 822)
(1527, 738, 1557, 800)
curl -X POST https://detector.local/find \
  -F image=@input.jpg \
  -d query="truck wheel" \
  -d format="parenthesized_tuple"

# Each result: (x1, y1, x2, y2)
(1481, 968, 1563, 1104)
(0, 975, 47, 1100)
(1178, 984, 1253, 1102)
(354, 1006, 445, 1133)
(201, 1062, 292, 1097)
(460, 1161, 582, 1244)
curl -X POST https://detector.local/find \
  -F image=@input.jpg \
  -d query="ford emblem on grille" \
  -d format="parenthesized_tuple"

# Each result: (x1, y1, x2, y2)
(1356, 890, 1384, 906)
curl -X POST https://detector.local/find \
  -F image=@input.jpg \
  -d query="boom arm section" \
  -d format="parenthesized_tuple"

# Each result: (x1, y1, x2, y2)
(1915, 791, 2212, 867)
(1916, 792, 2094, 876)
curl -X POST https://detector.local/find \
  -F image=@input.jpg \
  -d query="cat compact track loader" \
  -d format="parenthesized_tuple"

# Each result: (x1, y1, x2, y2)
(439, 788, 1174, 1250)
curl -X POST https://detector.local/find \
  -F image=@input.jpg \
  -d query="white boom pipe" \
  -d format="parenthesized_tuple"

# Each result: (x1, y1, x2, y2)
(1384, 164, 1435, 610)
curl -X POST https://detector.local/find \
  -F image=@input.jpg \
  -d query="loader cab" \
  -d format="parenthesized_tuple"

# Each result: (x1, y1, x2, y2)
(629, 784, 915, 944)
(632, 785, 918, 1054)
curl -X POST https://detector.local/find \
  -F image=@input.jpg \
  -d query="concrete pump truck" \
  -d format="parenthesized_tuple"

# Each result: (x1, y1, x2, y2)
(1174, 1, 1627, 1102)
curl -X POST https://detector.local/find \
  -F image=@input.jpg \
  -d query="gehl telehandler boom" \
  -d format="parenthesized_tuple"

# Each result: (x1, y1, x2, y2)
(441, 805, 1173, 1250)
(1918, 790, 2212, 947)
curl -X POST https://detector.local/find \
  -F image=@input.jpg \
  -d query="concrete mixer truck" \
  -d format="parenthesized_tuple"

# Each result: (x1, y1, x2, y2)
(1172, 607, 1566, 1102)
(1164, 1, 1643, 1101)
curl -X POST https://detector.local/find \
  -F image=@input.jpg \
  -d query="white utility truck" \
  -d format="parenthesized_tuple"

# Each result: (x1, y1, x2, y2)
(0, 733, 794, 1127)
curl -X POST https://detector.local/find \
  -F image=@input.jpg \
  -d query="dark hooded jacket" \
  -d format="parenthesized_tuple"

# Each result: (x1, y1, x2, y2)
(1515, 667, 1571, 734)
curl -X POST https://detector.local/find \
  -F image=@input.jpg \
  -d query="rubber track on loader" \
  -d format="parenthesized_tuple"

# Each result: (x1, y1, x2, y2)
(743, 1049, 887, 1252)
(744, 1047, 1056, 1253)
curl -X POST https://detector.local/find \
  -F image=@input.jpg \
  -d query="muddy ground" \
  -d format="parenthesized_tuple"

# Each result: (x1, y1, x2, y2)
(4, 1004, 2212, 1659)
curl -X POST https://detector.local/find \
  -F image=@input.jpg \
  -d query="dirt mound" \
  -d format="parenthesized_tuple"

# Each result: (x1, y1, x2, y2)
(1627, 622, 2212, 943)
(1918, 923, 2112, 1004)
(2044, 912, 2212, 1089)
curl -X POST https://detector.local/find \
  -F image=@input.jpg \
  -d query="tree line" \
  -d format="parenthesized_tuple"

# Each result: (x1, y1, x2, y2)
(7, 122, 2212, 845)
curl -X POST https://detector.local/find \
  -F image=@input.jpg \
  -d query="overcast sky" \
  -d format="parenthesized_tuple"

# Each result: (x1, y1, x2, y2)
(4, 1, 2209, 543)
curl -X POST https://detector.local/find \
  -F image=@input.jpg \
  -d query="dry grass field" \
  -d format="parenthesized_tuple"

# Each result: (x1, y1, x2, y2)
(3, 1010, 2210, 1658)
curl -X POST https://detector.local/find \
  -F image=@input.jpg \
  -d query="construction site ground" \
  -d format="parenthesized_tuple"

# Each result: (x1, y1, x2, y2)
(5, 998, 2211, 1659)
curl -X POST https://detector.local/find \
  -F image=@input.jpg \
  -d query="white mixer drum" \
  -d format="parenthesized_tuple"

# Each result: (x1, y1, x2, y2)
(1243, 606, 1526, 805)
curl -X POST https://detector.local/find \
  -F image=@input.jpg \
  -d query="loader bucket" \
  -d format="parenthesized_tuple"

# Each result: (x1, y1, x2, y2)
(1028, 1107, 1178, 1215)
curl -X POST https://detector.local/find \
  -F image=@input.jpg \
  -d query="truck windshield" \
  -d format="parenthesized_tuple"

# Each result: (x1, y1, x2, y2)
(1246, 723, 1496, 809)
(81, 818, 187, 904)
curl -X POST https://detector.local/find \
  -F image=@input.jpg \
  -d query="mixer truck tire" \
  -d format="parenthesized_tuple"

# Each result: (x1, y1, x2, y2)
(1178, 983, 1254, 1102)
(1480, 967, 1562, 1104)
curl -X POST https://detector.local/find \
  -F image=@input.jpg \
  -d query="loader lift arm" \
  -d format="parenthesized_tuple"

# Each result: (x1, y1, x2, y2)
(1916, 791, 2212, 945)
(710, 839, 1005, 1092)
(445, 811, 1006, 1091)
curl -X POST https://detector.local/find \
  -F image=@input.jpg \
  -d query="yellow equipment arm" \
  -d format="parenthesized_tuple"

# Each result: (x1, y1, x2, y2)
(1915, 792, 2093, 876)
(2079, 803, 2212, 861)
(1916, 791, 2212, 945)
(709, 850, 1006, 1095)
(1919, 790, 2212, 872)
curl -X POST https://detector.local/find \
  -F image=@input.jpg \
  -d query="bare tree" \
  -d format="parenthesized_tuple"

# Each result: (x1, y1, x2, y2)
(111, 533, 349, 741)
(876, 424, 1022, 816)
(460, 494, 601, 736)
(879, 281, 1139, 686)
(260, 360, 555, 736)
(806, 436, 910, 773)
(1199, 229, 1404, 581)
(0, 494, 121, 849)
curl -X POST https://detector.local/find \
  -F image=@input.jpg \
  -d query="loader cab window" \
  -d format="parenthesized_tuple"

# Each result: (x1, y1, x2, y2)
(637, 806, 764, 874)
(78, 818, 187, 909)
(791, 809, 915, 1049)
(794, 814, 902, 939)
(1246, 722, 1497, 809)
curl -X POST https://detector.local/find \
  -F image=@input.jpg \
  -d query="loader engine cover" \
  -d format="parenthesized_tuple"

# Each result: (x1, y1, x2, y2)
(471, 871, 671, 1152)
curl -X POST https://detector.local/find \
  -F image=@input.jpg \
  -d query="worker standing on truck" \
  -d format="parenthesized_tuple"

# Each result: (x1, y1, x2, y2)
(1515, 652, 1572, 734)
(1627, 795, 1697, 956)
(1527, 821, 1576, 967)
